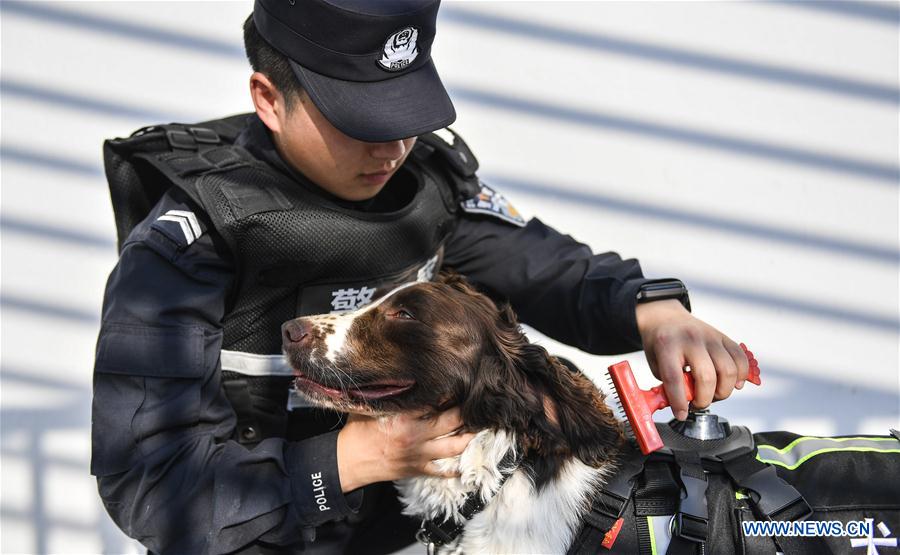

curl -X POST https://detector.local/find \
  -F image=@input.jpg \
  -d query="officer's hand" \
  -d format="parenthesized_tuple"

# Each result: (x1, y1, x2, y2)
(636, 299, 750, 420)
(336, 407, 476, 493)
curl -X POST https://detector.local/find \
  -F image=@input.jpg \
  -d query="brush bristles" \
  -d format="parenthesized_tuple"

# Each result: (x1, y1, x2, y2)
(604, 374, 627, 421)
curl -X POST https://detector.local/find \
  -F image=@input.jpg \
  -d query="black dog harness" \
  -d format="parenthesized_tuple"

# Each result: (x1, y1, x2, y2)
(568, 424, 900, 555)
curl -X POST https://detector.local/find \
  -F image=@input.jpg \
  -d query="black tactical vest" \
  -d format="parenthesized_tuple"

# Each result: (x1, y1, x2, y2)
(103, 113, 482, 444)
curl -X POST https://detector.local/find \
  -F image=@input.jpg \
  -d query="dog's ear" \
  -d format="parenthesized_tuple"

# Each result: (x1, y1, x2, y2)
(460, 300, 622, 465)
(514, 344, 624, 467)
(459, 354, 542, 433)
(458, 301, 544, 432)
(497, 303, 622, 464)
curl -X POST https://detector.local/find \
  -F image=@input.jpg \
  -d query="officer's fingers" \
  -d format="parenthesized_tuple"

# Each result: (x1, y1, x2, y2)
(422, 460, 462, 479)
(644, 345, 661, 381)
(656, 349, 689, 420)
(723, 339, 750, 389)
(426, 432, 476, 460)
(428, 406, 465, 437)
(709, 343, 738, 401)
(685, 348, 716, 410)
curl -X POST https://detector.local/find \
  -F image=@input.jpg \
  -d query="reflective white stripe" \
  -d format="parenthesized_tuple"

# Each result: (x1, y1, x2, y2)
(648, 515, 672, 555)
(220, 350, 294, 377)
(756, 436, 900, 470)
(288, 390, 317, 410)
(165, 210, 201, 238)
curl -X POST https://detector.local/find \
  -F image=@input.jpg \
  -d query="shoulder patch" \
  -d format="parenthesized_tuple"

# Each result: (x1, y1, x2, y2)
(460, 181, 526, 227)
(151, 209, 204, 247)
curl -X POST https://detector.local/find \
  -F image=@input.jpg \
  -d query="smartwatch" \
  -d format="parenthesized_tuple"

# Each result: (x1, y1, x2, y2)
(636, 279, 691, 312)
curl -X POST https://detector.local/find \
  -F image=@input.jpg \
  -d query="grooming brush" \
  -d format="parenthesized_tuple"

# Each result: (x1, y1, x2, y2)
(606, 343, 761, 454)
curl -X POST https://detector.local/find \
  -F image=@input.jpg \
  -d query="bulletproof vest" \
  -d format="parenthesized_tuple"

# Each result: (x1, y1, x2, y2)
(103, 113, 482, 445)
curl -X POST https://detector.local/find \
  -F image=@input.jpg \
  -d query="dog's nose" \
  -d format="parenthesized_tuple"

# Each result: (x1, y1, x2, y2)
(282, 319, 310, 346)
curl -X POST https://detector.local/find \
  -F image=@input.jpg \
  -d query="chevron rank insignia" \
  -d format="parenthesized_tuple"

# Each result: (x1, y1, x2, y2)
(460, 181, 526, 227)
(152, 210, 204, 247)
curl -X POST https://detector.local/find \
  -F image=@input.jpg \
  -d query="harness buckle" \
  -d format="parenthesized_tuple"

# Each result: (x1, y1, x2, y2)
(590, 449, 643, 522)
(673, 451, 709, 544)
(674, 512, 709, 544)
(594, 489, 630, 520)
(769, 497, 814, 523)
(742, 465, 812, 522)
(416, 525, 437, 555)
(674, 473, 709, 543)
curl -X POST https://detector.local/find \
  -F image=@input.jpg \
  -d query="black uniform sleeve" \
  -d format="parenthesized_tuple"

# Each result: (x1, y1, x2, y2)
(91, 195, 360, 554)
(443, 214, 651, 355)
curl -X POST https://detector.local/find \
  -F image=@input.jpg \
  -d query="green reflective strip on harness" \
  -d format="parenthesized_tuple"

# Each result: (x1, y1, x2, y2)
(756, 436, 900, 470)
(648, 516, 659, 555)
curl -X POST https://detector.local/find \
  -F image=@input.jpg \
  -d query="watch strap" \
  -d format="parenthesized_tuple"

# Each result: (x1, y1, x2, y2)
(636, 279, 691, 312)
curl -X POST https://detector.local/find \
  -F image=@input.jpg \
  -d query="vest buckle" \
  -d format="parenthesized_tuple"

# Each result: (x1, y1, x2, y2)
(189, 126, 220, 144)
(166, 129, 197, 150)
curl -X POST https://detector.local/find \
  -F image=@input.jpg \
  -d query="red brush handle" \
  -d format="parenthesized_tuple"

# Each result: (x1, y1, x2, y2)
(641, 343, 762, 412)
(648, 343, 760, 410)
(742, 343, 762, 385)
(643, 372, 695, 413)
(608, 343, 761, 455)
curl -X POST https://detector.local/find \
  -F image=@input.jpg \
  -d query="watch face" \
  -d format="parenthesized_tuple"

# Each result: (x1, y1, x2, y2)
(637, 281, 691, 311)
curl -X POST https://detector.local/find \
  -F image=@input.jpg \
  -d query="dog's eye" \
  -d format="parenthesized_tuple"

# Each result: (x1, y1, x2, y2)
(391, 309, 415, 320)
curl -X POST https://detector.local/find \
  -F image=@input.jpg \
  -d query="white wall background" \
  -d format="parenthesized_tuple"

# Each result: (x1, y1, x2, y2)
(1, 1, 898, 553)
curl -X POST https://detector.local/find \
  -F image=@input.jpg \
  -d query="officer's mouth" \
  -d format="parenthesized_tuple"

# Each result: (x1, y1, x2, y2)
(294, 373, 415, 401)
(359, 169, 392, 186)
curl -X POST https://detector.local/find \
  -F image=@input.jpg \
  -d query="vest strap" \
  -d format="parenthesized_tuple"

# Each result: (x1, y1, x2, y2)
(634, 462, 680, 516)
(566, 445, 647, 554)
(417, 130, 482, 201)
(660, 451, 707, 555)
(720, 447, 828, 555)
(591, 447, 645, 522)
(719, 447, 812, 522)
(417, 129, 478, 178)
(672, 450, 708, 545)
(736, 507, 780, 555)
(634, 514, 653, 555)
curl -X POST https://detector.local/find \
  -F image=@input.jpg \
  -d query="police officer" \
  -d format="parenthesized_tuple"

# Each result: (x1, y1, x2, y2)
(92, 1, 751, 553)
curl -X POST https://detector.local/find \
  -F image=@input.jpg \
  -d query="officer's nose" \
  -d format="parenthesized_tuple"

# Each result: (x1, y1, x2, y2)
(369, 139, 406, 161)
(282, 319, 310, 347)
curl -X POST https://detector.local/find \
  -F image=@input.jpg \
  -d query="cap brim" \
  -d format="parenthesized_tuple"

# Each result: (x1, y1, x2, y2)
(289, 58, 456, 143)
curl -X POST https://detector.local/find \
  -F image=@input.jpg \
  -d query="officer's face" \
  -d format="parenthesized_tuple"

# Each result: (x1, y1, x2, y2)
(273, 93, 417, 202)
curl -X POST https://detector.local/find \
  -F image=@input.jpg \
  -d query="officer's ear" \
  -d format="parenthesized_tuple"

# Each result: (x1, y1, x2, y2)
(249, 71, 285, 134)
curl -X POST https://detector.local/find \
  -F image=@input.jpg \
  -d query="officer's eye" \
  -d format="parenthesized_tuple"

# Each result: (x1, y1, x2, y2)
(391, 309, 415, 320)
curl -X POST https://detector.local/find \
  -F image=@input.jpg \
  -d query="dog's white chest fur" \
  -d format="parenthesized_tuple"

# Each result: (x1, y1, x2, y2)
(395, 430, 612, 554)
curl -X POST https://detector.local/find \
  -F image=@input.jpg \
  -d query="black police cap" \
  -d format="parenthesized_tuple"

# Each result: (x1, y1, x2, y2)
(253, 0, 456, 142)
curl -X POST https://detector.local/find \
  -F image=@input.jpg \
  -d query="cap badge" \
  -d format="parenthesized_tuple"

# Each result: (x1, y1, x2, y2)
(377, 27, 419, 72)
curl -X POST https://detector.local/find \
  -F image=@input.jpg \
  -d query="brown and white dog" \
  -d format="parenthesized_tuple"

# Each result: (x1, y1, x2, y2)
(281, 275, 624, 553)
